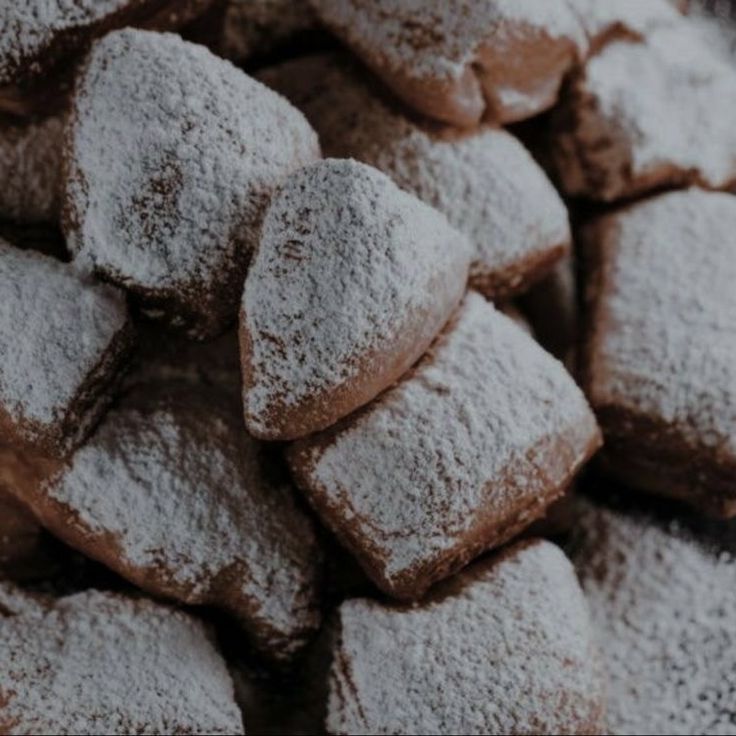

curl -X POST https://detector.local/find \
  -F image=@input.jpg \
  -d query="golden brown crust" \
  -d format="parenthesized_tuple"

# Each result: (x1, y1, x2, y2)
(474, 24, 582, 125)
(470, 239, 569, 302)
(360, 50, 485, 129)
(310, 2, 585, 128)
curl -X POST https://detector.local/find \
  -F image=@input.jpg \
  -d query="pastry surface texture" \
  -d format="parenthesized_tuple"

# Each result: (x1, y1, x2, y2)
(64, 28, 319, 338)
(573, 502, 736, 734)
(289, 293, 600, 598)
(582, 188, 736, 516)
(259, 53, 570, 301)
(17, 383, 323, 660)
(0, 588, 244, 735)
(0, 240, 133, 457)
(326, 540, 605, 735)
(241, 157, 470, 440)
(2, 3, 736, 733)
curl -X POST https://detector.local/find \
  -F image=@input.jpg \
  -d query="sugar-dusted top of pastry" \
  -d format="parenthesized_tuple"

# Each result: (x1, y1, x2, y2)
(585, 188, 736, 456)
(242, 157, 470, 438)
(311, 0, 585, 125)
(328, 540, 604, 735)
(291, 293, 598, 590)
(0, 589, 244, 734)
(0, 112, 64, 223)
(0, 240, 128, 433)
(312, 0, 585, 83)
(555, 22, 736, 200)
(259, 54, 570, 294)
(687, 1, 736, 65)
(0, 1, 128, 84)
(44, 384, 321, 658)
(565, 0, 679, 46)
(573, 503, 736, 734)
(64, 28, 319, 317)
(0, 1, 213, 86)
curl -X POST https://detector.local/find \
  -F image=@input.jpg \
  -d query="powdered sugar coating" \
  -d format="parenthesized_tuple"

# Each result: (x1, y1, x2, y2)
(0, 582, 44, 618)
(259, 54, 570, 299)
(311, 0, 584, 82)
(0, 0, 213, 86)
(573, 503, 736, 735)
(40, 385, 321, 659)
(0, 240, 130, 454)
(310, 0, 585, 125)
(242, 158, 470, 439)
(289, 293, 600, 597)
(565, 0, 679, 46)
(0, 112, 64, 223)
(0, 0, 129, 84)
(584, 189, 736, 458)
(0, 589, 244, 734)
(552, 22, 736, 201)
(65, 28, 319, 337)
(687, 1, 736, 65)
(328, 540, 605, 735)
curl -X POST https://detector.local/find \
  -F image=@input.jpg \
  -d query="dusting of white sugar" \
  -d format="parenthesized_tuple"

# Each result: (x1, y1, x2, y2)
(65, 28, 319, 335)
(242, 157, 470, 437)
(43, 384, 322, 658)
(327, 541, 604, 735)
(0, 1, 130, 84)
(259, 54, 570, 296)
(290, 292, 599, 593)
(0, 589, 244, 734)
(0, 239, 129, 444)
(553, 21, 736, 200)
(0, 581, 44, 618)
(573, 502, 736, 735)
(585, 188, 736, 456)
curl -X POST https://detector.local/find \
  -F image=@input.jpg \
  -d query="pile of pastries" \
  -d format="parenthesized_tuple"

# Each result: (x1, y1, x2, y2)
(1, 1, 735, 734)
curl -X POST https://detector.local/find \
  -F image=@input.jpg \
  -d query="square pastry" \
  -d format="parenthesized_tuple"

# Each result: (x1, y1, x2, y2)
(551, 22, 736, 201)
(289, 292, 600, 599)
(581, 188, 736, 516)
(323, 540, 605, 735)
